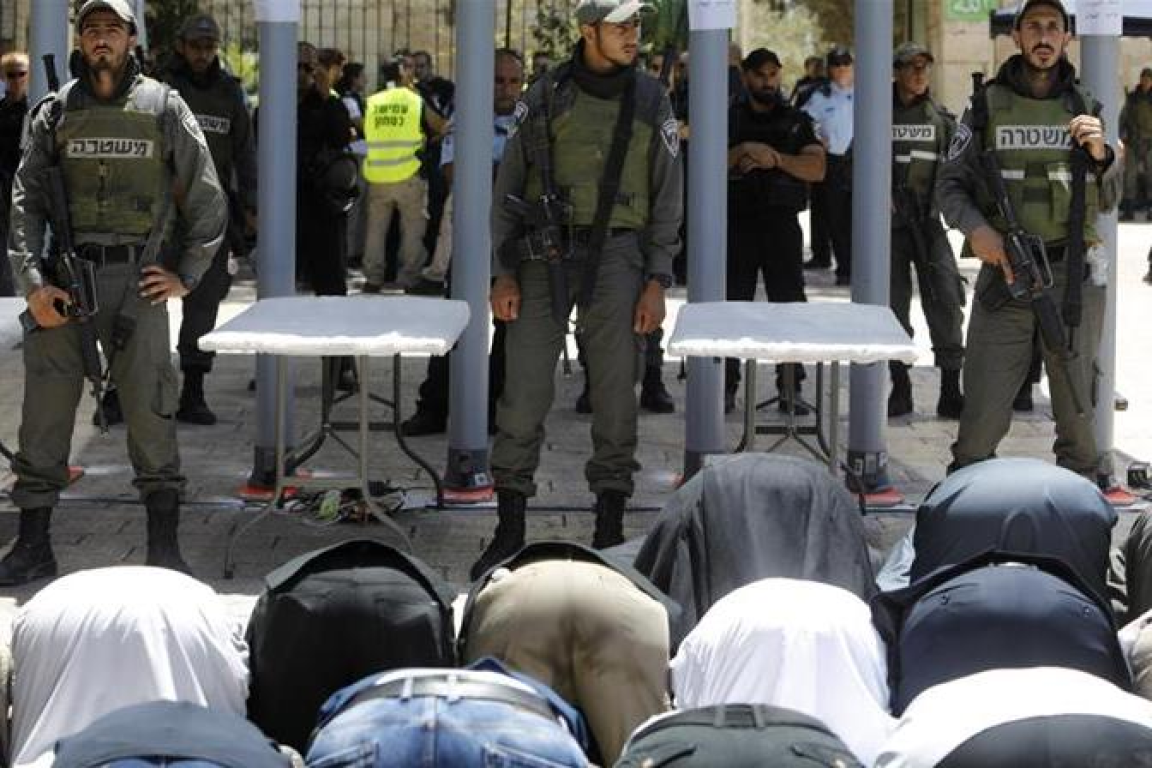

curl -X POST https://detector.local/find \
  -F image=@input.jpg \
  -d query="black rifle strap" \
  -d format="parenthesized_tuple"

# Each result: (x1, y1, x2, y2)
(1062, 87, 1091, 334)
(577, 69, 637, 309)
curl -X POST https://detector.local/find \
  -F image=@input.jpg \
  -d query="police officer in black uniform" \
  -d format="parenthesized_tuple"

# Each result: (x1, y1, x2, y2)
(725, 48, 826, 413)
(161, 13, 256, 424)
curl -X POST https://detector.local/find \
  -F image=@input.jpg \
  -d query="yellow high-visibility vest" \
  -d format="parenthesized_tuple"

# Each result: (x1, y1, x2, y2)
(363, 86, 424, 183)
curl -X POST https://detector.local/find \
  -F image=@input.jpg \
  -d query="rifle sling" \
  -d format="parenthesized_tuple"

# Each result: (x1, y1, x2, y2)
(578, 70, 637, 310)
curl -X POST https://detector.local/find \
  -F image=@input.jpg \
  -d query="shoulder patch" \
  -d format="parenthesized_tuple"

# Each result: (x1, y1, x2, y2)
(946, 122, 972, 161)
(660, 117, 679, 158)
(506, 100, 529, 140)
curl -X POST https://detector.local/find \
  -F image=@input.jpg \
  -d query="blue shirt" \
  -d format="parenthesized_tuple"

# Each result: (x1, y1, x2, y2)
(440, 112, 518, 168)
(803, 82, 854, 156)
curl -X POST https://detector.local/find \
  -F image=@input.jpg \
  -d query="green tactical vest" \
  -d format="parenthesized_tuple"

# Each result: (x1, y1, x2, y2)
(892, 98, 948, 206)
(1129, 93, 1152, 139)
(525, 87, 653, 230)
(56, 80, 167, 239)
(979, 83, 1099, 247)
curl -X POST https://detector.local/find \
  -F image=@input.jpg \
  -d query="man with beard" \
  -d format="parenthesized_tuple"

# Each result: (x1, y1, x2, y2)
(160, 13, 256, 425)
(887, 42, 965, 419)
(2, 0, 225, 584)
(473, 0, 682, 577)
(939, 0, 1121, 482)
(724, 48, 825, 415)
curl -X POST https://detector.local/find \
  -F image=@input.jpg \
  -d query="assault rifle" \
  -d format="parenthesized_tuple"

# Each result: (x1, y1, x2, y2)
(980, 148, 1086, 416)
(19, 54, 109, 432)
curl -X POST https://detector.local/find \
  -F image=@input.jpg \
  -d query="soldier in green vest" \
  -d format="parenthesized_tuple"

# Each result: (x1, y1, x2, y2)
(888, 42, 965, 419)
(938, 0, 1121, 481)
(474, 0, 683, 578)
(0, 0, 226, 585)
(1120, 68, 1152, 221)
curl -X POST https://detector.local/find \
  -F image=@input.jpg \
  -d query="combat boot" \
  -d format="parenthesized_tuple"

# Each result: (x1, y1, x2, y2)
(469, 491, 527, 581)
(592, 490, 627, 549)
(144, 489, 192, 575)
(640, 366, 675, 414)
(936, 369, 964, 419)
(575, 368, 592, 414)
(176, 370, 217, 425)
(0, 508, 57, 586)
(887, 362, 914, 418)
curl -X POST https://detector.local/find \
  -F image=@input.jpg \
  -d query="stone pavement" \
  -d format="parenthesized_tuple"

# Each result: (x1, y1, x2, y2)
(0, 225, 1149, 612)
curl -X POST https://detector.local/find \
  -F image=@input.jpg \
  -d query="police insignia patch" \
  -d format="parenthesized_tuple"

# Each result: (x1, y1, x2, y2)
(660, 118, 679, 158)
(507, 101, 529, 140)
(947, 123, 972, 161)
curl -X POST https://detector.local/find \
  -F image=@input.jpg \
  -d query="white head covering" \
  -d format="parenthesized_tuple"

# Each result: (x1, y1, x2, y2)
(10, 567, 249, 768)
(670, 578, 894, 764)
(875, 667, 1152, 768)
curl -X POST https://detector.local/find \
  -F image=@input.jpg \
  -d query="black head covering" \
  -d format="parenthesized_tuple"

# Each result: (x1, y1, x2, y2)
(911, 458, 1116, 602)
(874, 553, 1131, 715)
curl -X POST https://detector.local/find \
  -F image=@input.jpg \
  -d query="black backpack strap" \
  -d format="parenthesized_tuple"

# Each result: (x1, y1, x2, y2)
(577, 69, 637, 309)
(1062, 85, 1092, 334)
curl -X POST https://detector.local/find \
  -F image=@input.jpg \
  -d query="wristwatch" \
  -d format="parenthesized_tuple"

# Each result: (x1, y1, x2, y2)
(180, 273, 200, 292)
(646, 273, 674, 290)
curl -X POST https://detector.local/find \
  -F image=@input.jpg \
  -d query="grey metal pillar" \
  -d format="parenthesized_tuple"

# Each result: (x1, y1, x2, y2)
(1081, 34, 1120, 484)
(845, 0, 895, 493)
(444, 0, 495, 493)
(250, 2, 299, 487)
(132, 0, 148, 51)
(682, 29, 728, 480)
(29, 0, 69, 103)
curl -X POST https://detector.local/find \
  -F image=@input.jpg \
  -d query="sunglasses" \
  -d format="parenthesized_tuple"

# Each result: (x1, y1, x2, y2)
(4, 71, 27, 80)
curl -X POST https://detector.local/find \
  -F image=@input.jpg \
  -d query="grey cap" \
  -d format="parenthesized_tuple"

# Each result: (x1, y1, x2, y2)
(575, 0, 655, 26)
(75, 0, 137, 35)
(893, 42, 934, 67)
(1014, 0, 1070, 30)
(179, 13, 221, 42)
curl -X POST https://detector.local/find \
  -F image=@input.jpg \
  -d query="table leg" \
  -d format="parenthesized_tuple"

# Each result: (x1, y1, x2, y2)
(828, 363, 840, 474)
(357, 356, 413, 550)
(391, 353, 445, 507)
(738, 359, 757, 452)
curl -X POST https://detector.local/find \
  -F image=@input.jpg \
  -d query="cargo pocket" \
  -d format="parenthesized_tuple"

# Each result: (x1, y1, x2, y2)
(151, 361, 178, 419)
(615, 742, 698, 767)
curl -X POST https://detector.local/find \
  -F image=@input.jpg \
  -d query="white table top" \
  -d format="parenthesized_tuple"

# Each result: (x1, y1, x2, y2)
(201, 296, 471, 357)
(669, 301, 918, 365)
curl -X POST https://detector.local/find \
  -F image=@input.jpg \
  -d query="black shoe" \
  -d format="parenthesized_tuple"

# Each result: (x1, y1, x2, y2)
(592, 490, 627, 549)
(144, 489, 192, 575)
(640, 373, 675, 414)
(936, 369, 964, 419)
(406, 277, 445, 296)
(1013, 384, 1034, 413)
(401, 410, 446, 437)
(835, 274, 851, 286)
(361, 281, 383, 294)
(470, 491, 527, 581)
(888, 363, 913, 418)
(0, 508, 57, 586)
(176, 372, 217, 425)
(803, 259, 831, 271)
(92, 389, 123, 427)
(1144, 268, 1152, 286)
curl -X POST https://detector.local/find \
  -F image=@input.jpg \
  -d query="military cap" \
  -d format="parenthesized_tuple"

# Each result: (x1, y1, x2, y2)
(76, 0, 137, 35)
(894, 42, 934, 67)
(575, 0, 655, 26)
(1014, 0, 1070, 31)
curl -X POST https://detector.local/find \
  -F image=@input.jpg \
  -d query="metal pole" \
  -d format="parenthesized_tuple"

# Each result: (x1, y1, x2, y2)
(29, 0, 69, 104)
(250, 0, 300, 487)
(1081, 34, 1120, 485)
(133, 0, 148, 51)
(444, 0, 495, 493)
(845, 0, 894, 494)
(682, 29, 727, 480)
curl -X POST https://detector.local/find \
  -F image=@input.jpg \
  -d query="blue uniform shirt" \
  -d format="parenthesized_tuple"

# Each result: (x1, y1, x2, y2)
(803, 82, 854, 156)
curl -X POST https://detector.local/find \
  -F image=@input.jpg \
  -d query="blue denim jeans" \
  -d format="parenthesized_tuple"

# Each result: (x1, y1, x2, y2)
(305, 694, 588, 767)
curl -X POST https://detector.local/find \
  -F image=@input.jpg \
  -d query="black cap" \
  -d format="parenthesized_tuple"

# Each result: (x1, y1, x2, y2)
(1014, 0, 1070, 31)
(179, 13, 221, 42)
(742, 48, 782, 72)
(827, 46, 853, 67)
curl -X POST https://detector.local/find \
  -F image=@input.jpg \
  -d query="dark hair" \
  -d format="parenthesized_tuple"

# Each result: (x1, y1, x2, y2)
(742, 48, 781, 73)
(336, 61, 365, 94)
(380, 58, 403, 84)
(317, 47, 346, 69)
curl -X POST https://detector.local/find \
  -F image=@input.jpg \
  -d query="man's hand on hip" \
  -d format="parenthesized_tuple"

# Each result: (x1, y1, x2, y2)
(26, 285, 71, 329)
(633, 281, 666, 335)
(491, 275, 521, 321)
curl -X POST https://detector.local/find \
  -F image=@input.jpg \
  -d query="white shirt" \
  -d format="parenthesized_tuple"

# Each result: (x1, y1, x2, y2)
(875, 667, 1152, 767)
(670, 578, 895, 765)
(10, 567, 250, 768)
(803, 82, 854, 156)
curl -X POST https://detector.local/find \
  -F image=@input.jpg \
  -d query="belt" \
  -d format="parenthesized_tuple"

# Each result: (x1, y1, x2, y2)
(336, 674, 555, 722)
(75, 243, 142, 267)
(571, 226, 636, 245)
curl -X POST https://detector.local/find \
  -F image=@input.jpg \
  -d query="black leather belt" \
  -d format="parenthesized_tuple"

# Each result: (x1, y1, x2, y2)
(571, 226, 635, 245)
(76, 244, 141, 267)
(336, 674, 555, 722)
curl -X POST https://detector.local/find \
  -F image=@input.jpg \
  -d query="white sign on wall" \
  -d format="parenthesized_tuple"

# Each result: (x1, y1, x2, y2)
(1076, 0, 1123, 36)
(688, 0, 737, 31)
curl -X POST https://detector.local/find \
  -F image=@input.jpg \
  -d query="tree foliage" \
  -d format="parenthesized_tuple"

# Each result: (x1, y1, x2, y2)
(138, 0, 202, 57)
(750, 0, 854, 49)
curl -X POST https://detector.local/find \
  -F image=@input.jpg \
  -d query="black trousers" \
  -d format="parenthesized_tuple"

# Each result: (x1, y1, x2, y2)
(177, 242, 232, 374)
(817, 154, 853, 280)
(725, 208, 807, 394)
(413, 319, 507, 423)
(298, 192, 348, 297)
(808, 184, 831, 265)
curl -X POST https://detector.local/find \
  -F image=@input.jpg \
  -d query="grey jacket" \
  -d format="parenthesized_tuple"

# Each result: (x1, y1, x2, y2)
(8, 63, 226, 295)
(491, 59, 683, 280)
